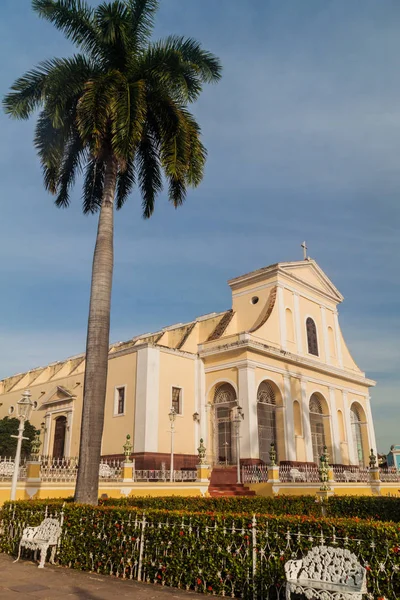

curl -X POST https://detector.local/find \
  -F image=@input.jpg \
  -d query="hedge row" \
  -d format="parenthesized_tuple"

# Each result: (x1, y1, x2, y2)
(101, 494, 400, 522)
(1, 500, 399, 599)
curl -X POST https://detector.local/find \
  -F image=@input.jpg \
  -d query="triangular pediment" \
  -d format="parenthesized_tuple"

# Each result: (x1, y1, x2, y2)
(279, 260, 343, 303)
(39, 386, 76, 408)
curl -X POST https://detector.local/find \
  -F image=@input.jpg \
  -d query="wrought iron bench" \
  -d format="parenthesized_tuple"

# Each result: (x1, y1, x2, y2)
(289, 468, 306, 482)
(343, 470, 359, 482)
(285, 545, 367, 599)
(14, 517, 62, 568)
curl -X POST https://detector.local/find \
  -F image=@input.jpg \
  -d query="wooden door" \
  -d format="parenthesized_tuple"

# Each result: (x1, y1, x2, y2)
(52, 416, 67, 458)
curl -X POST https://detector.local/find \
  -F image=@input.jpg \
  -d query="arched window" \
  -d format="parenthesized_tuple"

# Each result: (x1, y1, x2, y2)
(309, 394, 325, 463)
(257, 382, 277, 463)
(213, 383, 237, 465)
(350, 406, 364, 466)
(306, 318, 319, 356)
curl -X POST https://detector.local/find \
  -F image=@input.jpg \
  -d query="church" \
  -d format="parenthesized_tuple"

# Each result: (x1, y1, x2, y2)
(0, 258, 376, 471)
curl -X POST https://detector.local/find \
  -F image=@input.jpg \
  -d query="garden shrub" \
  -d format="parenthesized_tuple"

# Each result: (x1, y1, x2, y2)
(0, 499, 399, 599)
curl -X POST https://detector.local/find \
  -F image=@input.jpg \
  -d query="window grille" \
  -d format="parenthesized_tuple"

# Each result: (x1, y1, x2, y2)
(116, 387, 125, 415)
(213, 384, 237, 465)
(309, 393, 325, 463)
(306, 317, 319, 356)
(214, 383, 236, 405)
(171, 387, 182, 415)
(257, 382, 277, 463)
(350, 405, 364, 465)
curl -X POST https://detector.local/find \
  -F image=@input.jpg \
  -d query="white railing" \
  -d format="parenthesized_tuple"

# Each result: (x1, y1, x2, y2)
(0, 457, 26, 481)
(279, 464, 320, 483)
(134, 470, 197, 482)
(40, 456, 79, 482)
(333, 465, 369, 483)
(242, 465, 269, 483)
(380, 467, 400, 482)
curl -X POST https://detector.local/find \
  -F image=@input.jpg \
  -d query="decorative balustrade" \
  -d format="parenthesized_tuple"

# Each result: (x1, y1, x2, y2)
(333, 465, 369, 483)
(40, 456, 79, 482)
(379, 467, 400, 482)
(242, 465, 269, 484)
(134, 469, 197, 482)
(0, 457, 26, 481)
(279, 464, 320, 483)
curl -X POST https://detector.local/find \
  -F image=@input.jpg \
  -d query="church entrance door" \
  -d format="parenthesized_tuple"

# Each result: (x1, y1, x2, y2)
(53, 416, 67, 458)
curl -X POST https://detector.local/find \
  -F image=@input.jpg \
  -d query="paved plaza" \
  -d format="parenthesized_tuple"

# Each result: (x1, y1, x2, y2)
(0, 554, 196, 600)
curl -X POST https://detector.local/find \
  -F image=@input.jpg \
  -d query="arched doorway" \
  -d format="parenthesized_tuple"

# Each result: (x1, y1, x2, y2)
(350, 405, 365, 466)
(257, 382, 277, 463)
(213, 383, 238, 465)
(309, 394, 326, 463)
(52, 416, 67, 458)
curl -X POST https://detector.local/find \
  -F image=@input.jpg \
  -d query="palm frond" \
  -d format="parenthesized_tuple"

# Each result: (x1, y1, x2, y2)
(55, 129, 85, 207)
(32, 0, 100, 58)
(82, 157, 105, 213)
(116, 158, 135, 209)
(34, 110, 68, 192)
(3, 63, 50, 119)
(136, 126, 162, 218)
(110, 79, 146, 162)
(128, 0, 158, 49)
(95, 1, 131, 69)
(159, 35, 222, 84)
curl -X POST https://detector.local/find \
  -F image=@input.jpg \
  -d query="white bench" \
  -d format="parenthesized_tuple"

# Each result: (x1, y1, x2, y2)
(343, 470, 359, 482)
(285, 545, 367, 599)
(99, 463, 115, 478)
(14, 517, 62, 568)
(289, 468, 306, 482)
(0, 461, 15, 476)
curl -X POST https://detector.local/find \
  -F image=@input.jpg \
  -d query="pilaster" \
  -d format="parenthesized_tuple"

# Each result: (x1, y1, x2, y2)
(320, 306, 330, 364)
(329, 387, 341, 464)
(195, 358, 206, 451)
(283, 374, 295, 461)
(364, 395, 378, 458)
(342, 391, 356, 465)
(293, 292, 303, 354)
(333, 311, 343, 368)
(133, 346, 160, 453)
(300, 378, 313, 462)
(238, 364, 258, 459)
(277, 286, 287, 350)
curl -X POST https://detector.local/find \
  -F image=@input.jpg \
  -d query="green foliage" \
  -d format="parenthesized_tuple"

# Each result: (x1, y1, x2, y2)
(0, 417, 37, 458)
(100, 494, 400, 522)
(3, 0, 222, 217)
(1, 499, 399, 599)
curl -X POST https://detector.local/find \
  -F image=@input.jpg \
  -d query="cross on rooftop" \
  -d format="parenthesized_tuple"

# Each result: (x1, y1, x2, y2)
(301, 241, 308, 260)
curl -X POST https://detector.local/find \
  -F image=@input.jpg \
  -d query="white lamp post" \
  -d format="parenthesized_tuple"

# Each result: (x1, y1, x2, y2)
(10, 390, 34, 500)
(233, 405, 244, 484)
(168, 407, 177, 482)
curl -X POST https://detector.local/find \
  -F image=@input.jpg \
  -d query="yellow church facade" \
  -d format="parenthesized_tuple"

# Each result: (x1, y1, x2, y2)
(0, 260, 376, 471)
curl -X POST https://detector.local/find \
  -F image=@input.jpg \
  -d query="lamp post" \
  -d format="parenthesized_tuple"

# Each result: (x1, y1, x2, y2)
(10, 390, 34, 500)
(234, 405, 244, 484)
(168, 407, 177, 482)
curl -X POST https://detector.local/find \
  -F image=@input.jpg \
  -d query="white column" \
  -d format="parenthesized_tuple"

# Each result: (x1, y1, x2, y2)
(364, 395, 377, 457)
(238, 364, 258, 459)
(283, 374, 295, 461)
(329, 387, 341, 463)
(333, 311, 343, 368)
(277, 286, 287, 350)
(195, 358, 206, 453)
(300, 378, 313, 462)
(320, 306, 330, 364)
(44, 413, 51, 455)
(64, 410, 73, 457)
(343, 391, 356, 465)
(293, 292, 303, 354)
(134, 346, 160, 453)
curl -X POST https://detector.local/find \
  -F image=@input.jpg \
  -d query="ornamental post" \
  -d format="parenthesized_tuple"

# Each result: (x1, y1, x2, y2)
(196, 438, 210, 483)
(26, 429, 42, 482)
(122, 434, 134, 482)
(267, 443, 280, 483)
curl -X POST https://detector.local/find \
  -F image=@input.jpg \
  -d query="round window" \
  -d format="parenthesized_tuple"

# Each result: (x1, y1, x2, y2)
(251, 296, 259, 305)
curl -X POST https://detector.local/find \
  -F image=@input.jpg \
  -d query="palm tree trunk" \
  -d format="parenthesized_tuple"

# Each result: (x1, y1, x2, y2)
(75, 155, 118, 505)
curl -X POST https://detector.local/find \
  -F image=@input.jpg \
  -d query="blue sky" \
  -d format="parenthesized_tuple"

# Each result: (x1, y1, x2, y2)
(0, 0, 399, 452)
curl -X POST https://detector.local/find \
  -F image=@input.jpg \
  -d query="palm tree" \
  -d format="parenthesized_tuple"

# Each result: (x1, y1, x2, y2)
(3, 0, 221, 505)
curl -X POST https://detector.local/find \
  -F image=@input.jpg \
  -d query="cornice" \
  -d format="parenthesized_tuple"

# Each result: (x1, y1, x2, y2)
(199, 336, 375, 388)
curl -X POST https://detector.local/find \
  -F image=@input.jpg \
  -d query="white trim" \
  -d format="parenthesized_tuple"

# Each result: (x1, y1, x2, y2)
(329, 387, 341, 463)
(343, 391, 356, 465)
(231, 281, 276, 298)
(283, 374, 295, 461)
(170, 385, 184, 416)
(277, 287, 287, 350)
(238, 365, 258, 459)
(255, 373, 284, 398)
(363, 396, 377, 458)
(205, 358, 372, 397)
(333, 311, 343, 368)
(113, 385, 127, 417)
(320, 306, 330, 364)
(293, 292, 303, 354)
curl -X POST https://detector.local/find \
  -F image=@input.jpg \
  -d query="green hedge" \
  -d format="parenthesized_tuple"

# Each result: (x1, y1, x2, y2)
(1, 500, 399, 599)
(101, 494, 400, 522)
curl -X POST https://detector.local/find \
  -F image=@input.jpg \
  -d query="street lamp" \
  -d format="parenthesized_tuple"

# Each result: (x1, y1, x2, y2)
(168, 407, 177, 482)
(11, 390, 34, 500)
(233, 405, 244, 484)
